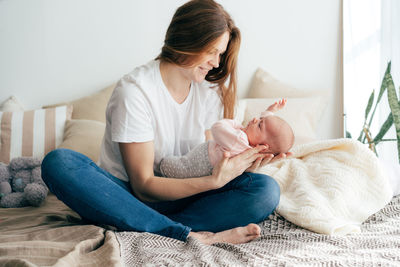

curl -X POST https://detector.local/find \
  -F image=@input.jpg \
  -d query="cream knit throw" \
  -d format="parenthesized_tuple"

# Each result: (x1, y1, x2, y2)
(257, 138, 393, 235)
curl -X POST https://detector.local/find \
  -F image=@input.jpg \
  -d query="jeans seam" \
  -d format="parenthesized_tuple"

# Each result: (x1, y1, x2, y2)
(244, 172, 253, 188)
(179, 226, 191, 241)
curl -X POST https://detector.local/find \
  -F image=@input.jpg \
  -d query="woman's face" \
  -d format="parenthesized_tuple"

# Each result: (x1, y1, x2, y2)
(183, 31, 230, 83)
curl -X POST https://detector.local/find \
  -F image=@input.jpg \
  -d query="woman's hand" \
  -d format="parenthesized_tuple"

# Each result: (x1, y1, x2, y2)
(246, 151, 293, 172)
(210, 145, 267, 188)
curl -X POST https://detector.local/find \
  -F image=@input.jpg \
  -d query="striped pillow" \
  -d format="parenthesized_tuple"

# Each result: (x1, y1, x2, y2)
(0, 105, 73, 163)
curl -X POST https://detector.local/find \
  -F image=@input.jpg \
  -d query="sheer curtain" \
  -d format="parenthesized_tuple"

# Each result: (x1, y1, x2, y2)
(344, 0, 400, 164)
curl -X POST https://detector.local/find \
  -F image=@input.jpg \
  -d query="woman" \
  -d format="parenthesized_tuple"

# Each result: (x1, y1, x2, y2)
(42, 0, 286, 245)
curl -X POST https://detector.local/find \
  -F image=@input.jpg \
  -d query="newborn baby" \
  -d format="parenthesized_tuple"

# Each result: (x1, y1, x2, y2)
(160, 99, 295, 178)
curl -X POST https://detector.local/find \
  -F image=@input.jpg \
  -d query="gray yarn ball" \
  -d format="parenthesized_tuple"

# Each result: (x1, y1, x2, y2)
(0, 192, 28, 208)
(24, 183, 48, 207)
(0, 182, 12, 197)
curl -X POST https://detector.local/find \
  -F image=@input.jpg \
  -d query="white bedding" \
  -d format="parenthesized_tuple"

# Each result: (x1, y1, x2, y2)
(258, 138, 393, 235)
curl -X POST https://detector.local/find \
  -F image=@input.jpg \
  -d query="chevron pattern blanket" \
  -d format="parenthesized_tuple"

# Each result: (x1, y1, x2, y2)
(116, 195, 400, 266)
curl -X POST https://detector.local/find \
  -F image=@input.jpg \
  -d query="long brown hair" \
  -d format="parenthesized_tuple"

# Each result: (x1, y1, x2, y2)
(156, 0, 241, 119)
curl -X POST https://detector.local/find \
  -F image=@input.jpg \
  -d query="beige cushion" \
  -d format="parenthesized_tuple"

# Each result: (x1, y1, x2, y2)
(58, 119, 106, 162)
(249, 68, 328, 98)
(235, 97, 327, 146)
(0, 105, 72, 163)
(44, 84, 115, 123)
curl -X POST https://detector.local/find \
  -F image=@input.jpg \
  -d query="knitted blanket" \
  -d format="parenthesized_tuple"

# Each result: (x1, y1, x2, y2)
(257, 138, 393, 235)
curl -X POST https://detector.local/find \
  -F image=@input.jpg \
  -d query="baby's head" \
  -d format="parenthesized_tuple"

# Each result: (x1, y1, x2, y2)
(243, 115, 294, 155)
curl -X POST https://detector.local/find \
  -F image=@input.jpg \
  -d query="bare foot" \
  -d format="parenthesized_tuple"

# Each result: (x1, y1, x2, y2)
(188, 223, 261, 245)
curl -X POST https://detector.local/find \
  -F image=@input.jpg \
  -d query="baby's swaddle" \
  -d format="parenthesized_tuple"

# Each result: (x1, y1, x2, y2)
(159, 142, 213, 178)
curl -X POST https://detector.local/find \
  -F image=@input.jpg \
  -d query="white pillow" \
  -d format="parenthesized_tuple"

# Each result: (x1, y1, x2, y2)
(249, 68, 328, 98)
(234, 99, 247, 125)
(0, 95, 24, 112)
(0, 105, 72, 163)
(235, 97, 327, 146)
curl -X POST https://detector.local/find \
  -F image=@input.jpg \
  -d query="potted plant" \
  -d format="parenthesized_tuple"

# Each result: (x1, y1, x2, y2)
(346, 62, 400, 163)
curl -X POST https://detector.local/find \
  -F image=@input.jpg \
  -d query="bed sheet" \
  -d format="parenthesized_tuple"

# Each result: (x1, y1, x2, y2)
(0, 194, 121, 267)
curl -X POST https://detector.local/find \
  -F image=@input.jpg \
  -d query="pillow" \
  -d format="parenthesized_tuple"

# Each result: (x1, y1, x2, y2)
(43, 84, 115, 123)
(236, 97, 327, 146)
(249, 68, 328, 98)
(58, 119, 106, 163)
(0, 105, 72, 164)
(0, 95, 24, 112)
(234, 98, 247, 124)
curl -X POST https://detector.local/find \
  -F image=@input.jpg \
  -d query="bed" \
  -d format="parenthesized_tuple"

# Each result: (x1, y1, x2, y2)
(1, 194, 399, 266)
(1, 69, 399, 266)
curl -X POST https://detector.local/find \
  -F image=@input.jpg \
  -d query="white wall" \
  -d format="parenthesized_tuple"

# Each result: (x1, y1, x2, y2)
(0, 0, 343, 140)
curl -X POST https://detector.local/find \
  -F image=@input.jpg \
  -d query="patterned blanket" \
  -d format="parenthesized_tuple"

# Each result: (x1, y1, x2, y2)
(116, 195, 400, 266)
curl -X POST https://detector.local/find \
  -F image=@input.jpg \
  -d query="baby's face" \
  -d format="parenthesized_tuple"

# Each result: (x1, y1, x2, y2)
(243, 117, 270, 147)
(244, 116, 294, 154)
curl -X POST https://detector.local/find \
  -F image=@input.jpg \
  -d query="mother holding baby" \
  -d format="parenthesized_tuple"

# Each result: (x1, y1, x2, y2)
(41, 0, 290, 245)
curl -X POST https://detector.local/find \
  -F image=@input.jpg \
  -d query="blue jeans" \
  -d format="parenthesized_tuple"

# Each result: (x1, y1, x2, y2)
(41, 148, 280, 241)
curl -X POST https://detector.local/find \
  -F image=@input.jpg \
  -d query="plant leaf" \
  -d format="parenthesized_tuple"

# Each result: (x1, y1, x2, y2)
(365, 62, 392, 145)
(377, 61, 391, 103)
(346, 131, 352, 138)
(365, 90, 375, 120)
(364, 62, 392, 145)
(373, 97, 400, 144)
(358, 91, 374, 142)
(373, 113, 393, 144)
(386, 71, 400, 163)
(359, 90, 375, 143)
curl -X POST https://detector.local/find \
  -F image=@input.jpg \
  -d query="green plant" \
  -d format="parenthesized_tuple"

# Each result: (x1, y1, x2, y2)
(346, 61, 400, 163)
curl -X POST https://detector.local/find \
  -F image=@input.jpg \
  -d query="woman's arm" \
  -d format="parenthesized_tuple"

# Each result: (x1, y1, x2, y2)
(119, 141, 266, 202)
(119, 141, 214, 202)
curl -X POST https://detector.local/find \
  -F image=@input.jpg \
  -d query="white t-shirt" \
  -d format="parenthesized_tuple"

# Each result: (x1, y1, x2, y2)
(99, 60, 223, 182)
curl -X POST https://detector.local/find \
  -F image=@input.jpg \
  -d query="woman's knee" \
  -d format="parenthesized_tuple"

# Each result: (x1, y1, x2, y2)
(41, 149, 91, 183)
(43, 148, 91, 167)
(42, 148, 96, 198)
(246, 173, 281, 220)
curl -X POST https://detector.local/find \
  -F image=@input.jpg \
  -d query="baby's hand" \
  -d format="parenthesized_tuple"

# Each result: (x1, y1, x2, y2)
(266, 98, 287, 112)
